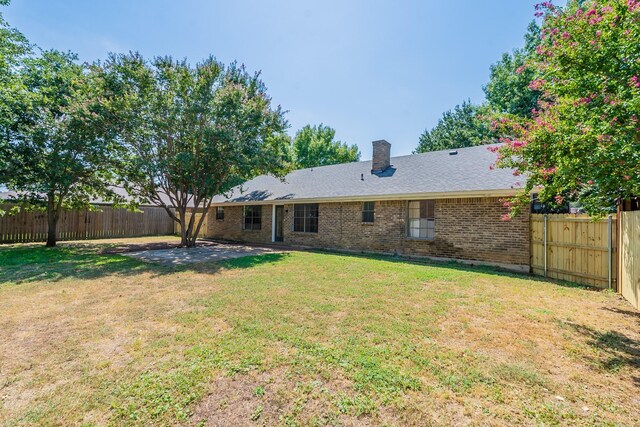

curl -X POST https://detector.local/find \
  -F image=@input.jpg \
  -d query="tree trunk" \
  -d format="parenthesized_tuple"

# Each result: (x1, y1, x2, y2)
(189, 204, 211, 248)
(185, 209, 196, 247)
(46, 194, 58, 247)
(177, 207, 188, 247)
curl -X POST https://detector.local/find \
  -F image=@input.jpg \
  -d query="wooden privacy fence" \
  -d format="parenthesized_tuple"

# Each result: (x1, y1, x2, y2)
(0, 204, 175, 243)
(619, 210, 640, 310)
(531, 214, 616, 289)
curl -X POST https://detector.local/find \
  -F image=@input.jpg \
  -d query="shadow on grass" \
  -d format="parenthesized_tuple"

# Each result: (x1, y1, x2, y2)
(309, 248, 595, 290)
(0, 240, 600, 293)
(601, 306, 640, 320)
(565, 322, 640, 372)
(0, 245, 290, 285)
(189, 252, 290, 274)
(0, 246, 164, 284)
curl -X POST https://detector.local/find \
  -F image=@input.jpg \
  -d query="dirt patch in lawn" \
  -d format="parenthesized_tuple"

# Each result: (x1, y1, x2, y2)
(191, 370, 289, 426)
(191, 369, 405, 427)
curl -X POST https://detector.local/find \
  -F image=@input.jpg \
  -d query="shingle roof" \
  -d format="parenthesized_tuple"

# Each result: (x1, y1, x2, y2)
(213, 143, 524, 204)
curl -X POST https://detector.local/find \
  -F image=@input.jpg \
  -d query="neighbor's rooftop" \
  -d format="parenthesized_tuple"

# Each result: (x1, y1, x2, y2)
(213, 143, 523, 205)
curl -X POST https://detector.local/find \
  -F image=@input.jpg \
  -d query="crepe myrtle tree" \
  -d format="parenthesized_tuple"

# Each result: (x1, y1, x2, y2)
(493, 0, 640, 218)
(0, 50, 126, 247)
(102, 53, 289, 247)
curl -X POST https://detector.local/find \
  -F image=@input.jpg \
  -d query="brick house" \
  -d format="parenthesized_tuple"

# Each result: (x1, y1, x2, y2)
(207, 140, 530, 272)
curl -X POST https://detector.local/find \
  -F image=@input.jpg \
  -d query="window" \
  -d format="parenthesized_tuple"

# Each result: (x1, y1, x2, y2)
(362, 201, 375, 223)
(408, 200, 435, 239)
(216, 206, 224, 220)
(243, 205, 262, 230)
(293, 204, 318, 233)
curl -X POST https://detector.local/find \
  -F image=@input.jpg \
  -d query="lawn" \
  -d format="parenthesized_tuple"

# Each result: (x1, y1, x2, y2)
(0, 238, 638, 426)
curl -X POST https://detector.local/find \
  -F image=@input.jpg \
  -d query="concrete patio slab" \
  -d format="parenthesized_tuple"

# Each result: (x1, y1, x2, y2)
(124, 242, 285, 266)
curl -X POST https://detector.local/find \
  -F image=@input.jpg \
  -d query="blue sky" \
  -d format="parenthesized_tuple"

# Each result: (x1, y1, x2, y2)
(5, 1, 547, 158)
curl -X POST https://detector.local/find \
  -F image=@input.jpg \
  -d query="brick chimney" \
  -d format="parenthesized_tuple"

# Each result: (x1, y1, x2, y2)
(371, 139, 391, 174)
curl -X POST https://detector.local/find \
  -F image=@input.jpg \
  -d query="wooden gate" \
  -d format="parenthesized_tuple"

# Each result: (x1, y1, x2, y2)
(619, 210, 640, 310)
(530, 214, 616, 288)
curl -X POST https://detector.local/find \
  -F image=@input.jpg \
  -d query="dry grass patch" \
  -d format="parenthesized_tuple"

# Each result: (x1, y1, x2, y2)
(0, 238, 638, 426)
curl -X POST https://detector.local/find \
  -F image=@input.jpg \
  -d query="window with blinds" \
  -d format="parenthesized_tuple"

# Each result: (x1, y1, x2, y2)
(407, 200, 435, 239)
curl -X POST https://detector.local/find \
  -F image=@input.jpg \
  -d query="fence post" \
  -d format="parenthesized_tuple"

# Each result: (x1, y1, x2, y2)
(544, 214, 548, 278)
(607, 214, 613, 289)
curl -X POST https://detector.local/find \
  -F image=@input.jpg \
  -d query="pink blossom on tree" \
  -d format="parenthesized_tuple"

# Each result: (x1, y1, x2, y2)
(493, 0, 640, 217)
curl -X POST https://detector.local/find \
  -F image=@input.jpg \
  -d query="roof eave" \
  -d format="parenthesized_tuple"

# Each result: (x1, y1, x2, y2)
(212, 188, 529, 206)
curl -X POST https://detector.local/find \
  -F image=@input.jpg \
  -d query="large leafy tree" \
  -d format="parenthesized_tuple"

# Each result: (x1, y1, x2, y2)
(103, 53, 289, 247)
(0, 0, 27, 75)
(494, 0, 640, 217)
(0, 0, 30, 176)
(484, 22, 542, 118)
(292, 124, 360, 169)
(415, 101, 495, 153)
(0, 50, 124, 246)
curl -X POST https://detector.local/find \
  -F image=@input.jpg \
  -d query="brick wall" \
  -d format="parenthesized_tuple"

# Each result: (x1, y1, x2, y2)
(207, 205, 272, 244)
(207, 197, 530, 270)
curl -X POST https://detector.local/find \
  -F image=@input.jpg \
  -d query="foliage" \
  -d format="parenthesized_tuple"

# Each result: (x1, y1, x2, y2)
(0, 0, 31, 184)
(484, 22, 542, 118)
(419, 22, 540, 154)
(494, 0, 640, 217)
(102, 53, 289, 247)
(0, 50, 125, 246)
(291, 124, 360, 169)
(415, 101, 496, 153)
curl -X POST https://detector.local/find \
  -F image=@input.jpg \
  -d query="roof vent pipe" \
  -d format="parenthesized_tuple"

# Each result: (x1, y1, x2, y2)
(371, 140, 391, 174)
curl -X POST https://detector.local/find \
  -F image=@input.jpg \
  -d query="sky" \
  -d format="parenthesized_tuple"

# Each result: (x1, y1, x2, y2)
(4, 0, 548, 159)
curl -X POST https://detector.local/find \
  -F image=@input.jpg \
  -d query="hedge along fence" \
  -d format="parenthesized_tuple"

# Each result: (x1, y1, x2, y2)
(530, 214, 617, 289)
(0, 204, 175, 244)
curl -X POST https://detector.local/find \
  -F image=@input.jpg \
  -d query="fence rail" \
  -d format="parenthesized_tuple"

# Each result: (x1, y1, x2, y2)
(0, 204, 175, 244)
(531, 214, 616, 289)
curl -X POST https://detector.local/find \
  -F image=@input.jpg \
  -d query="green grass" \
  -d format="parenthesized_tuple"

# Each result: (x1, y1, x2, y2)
(0, 245, 156, 285)
(0, 240, 638, 426)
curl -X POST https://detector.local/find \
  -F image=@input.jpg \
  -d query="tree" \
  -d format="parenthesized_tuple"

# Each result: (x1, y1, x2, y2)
(415, 101, 495, 153)
(0, 1, 27, 71)
(291, 124, 360, 169)
(0, 0, 31, 179)
(494, 0, 640, 217)
(103, 53, 289, 247)
(484, 22, 542, 118)
(0, 50, 125, 246)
